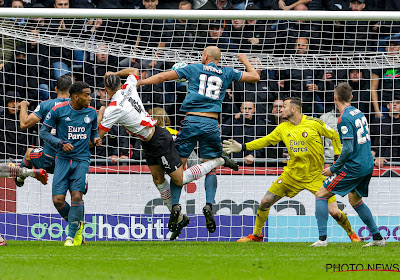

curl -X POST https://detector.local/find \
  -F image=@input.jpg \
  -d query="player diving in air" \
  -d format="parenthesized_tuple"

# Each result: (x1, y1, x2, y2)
(312, 83, 385, 247)
(97, 67, 239, 240)
(223, 97, 361, 243)
(137, 46, 260, 236)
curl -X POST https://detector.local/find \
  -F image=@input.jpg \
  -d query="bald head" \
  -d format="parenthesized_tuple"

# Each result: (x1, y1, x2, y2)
(202, 46, 221, 64)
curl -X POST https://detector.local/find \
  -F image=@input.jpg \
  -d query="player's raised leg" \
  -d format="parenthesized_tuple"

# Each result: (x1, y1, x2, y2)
(349, 191, 385, 247)
(0, 163, 48, 185)
(13, 148, 34, 186)
(237, 191, 282, 242)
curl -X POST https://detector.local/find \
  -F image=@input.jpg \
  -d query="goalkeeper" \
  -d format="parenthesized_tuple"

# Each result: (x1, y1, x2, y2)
(223, 97, 360, 242)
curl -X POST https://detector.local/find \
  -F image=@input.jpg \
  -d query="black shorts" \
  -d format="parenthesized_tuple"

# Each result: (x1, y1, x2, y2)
(142, 126, 182, 174)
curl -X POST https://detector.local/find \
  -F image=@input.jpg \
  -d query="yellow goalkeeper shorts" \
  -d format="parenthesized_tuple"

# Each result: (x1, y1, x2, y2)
(268, 172, 337, 203)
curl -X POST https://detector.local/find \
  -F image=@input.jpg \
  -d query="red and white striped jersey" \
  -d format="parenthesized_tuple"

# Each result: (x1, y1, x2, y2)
(99, 74, 156, 140)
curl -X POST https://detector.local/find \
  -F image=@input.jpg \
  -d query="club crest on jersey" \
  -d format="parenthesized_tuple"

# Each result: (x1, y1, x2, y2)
(84, 115, 91, 124)
(277, 179, 283, 184)
(341, 126, 348, 134)
(302, 132, 308, 138)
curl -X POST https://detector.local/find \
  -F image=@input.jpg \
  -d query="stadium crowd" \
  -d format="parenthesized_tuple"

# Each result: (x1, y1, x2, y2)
(0, 0, 399, 168)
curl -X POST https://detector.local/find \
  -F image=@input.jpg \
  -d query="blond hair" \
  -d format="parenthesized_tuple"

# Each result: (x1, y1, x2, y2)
(148, 107, 171, 127)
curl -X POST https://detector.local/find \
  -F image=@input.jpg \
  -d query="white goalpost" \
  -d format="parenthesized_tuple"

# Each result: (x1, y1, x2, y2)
(0, 8, 399, 242)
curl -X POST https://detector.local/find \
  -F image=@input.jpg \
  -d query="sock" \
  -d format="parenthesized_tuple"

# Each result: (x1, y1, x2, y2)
(253, 207, 270, 236)
(0, 164, 19, 177)
(68, 201, 84, 239)
(204, 171, 217, 205)
(156, 180, 172, 211)
(18, 167, 35, 178)
(56, 201, 70, 222)
(315, 197, 329, 240)
(334, 210, 353, 236)
(182, 158, 224, 185)
(352, 200, 379, 236)
(170, 180, 182, 206)
(20, 156, 32, 168)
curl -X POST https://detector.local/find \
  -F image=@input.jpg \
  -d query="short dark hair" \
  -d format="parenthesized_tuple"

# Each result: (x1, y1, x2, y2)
(334, 82, 353, 103)
(104, 74, 121, 91)
(284, 96, 302, 109)
(70, 81, 90, 96)
(56, 74, 73, 92)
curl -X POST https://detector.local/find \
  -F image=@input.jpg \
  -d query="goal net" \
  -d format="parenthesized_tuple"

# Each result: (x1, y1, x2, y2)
(0, 8, 399, 242)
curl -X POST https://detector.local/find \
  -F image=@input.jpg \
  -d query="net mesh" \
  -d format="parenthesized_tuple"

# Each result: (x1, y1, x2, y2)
(0, 11, 399, 242)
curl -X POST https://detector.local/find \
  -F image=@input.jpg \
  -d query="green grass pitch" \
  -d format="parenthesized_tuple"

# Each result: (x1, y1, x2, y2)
(1, 241, 399, 280)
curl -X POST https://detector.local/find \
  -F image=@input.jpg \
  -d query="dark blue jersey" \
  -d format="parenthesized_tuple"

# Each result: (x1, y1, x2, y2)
(42, 101, 99, 161)
(337, 105, 374, 175)
(175, 62, 242, 113)
(33, 97, 70, 156)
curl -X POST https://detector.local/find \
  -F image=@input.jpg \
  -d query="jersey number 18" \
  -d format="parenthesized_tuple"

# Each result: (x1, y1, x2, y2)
(198, 74, 223, 100)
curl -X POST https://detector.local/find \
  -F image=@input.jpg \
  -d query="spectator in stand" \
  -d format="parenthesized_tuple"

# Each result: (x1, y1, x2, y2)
(277, 0, 311, 10)
(3, 46, 37, 105)
(10, 0, 26, 27)
(48, 0, 84, 83)
(195, 20, 237, 52)
(318, 67, 348, 113)
(342, 0, 379, 53)
(26, 3, 49, 31)
(278, 37, 324, 115)
(347, 69, 372, 119)
(370, 98, 400, 168)
(320, 107, 339, 164)
(222, 100, 266, 166)
(242, 4, 274, 53)
(275, 4, 322, 55)
(194, 0, 233, 10)
(265, 99, 286, 166)
(228, 18, 245, 50)
(169, 1, 197, 50)
(371, 40, 400, 118)
(84, 43, 119, 88)
(90, 81, 109, 110)
(0, 91, 33, 161)
(230, 60, 277, 120)
(93, 124, 130, 165)
(138, 68, 164, 111)
(129, 0, 171, 70)
(26, 29, 51, 101)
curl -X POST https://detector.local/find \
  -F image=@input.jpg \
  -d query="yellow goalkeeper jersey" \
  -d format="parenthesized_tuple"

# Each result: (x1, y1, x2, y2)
(245, 115, 341, 183)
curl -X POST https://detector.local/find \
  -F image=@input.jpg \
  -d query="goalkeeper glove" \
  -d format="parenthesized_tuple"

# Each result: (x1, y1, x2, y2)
(222, 139, 243, 154)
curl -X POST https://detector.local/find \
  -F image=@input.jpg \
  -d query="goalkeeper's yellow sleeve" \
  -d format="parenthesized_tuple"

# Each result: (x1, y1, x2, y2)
(313, 119, 341, 156)
(244, 125, 282, 151)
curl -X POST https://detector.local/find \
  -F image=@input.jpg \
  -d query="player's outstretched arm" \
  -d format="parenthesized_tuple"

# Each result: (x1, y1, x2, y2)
(106, 68, 139, 78)
(137, 70, 179, 87)
(237, 54, 260, 83)
(18, 100, 40, 130)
